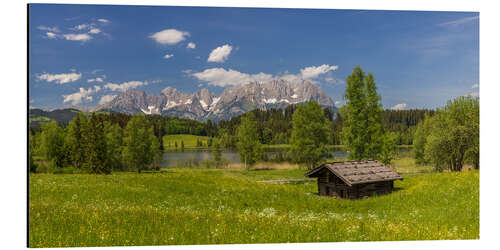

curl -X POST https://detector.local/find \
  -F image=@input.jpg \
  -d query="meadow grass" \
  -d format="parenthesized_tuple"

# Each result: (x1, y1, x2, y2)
(162, 134, 211, 149)
(29, 167, 478, 247)
(391, 158, 434, 174)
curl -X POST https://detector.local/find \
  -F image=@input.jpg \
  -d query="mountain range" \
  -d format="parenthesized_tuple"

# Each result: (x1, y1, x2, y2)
(93, 79, 336, 121)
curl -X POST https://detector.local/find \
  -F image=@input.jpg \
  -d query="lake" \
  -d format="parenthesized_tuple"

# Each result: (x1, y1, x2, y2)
(162, 146, 412, 167)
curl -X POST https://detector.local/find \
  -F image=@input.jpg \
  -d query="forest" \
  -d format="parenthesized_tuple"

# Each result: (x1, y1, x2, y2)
(29, 107, 434, 149)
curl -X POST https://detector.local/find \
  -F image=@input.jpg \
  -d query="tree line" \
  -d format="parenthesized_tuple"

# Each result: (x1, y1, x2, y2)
(216, 104, 433, 147)
(30, 113, 162, 174)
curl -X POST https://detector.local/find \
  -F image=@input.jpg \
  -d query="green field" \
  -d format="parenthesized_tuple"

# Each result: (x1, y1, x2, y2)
(29, 168, 479, 247)
(162, 134, 211, 149)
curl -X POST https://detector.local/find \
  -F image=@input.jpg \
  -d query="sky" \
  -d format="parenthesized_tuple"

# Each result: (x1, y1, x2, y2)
(28, 4, 479, 110)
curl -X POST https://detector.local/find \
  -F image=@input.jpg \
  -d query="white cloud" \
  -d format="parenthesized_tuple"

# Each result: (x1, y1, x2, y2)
(89, 28, 101, 34)
(37, 72, 82, 84)
(300, 64, 339, 80)
(87, 77, 104, 83)
(73, 24, 89, 30)
(208, 44, 233, 63)
(98, 94, 117, 105)
(472, 83, 479, 89)
(163, 54, 174, 59)
(279, 74, 303, 85)
(439, 16, 479, 27)
(37, 26, 59, 32)
(63, 33, 93, 42)
(45, 32, 57, 39)
(335, 101, 343, 106)
(149, 29, 190, 45)
(104, 81, 148, 92)
(98, 18, 110, 23)
(391, 103, 408, 110)
(187, 42, 196, 49)
(192, 64, 339, 87)
(62, 85, 101, 105)
(192, 68, 272, 87)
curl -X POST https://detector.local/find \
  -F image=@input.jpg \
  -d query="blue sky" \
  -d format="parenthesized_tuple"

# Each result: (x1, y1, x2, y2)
(29, 4, 479, 110)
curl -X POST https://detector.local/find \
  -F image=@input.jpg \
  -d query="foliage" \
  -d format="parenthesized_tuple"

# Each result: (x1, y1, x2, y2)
(379, 132, 398, 165)
(421, 96, 479, 171)
(85, 114, 110, 174)
(122, 114, 160, 173)
(104, 122, 123, 171)
(342, 66, 389, 161)
(342, 66, 369, 159)
(64, 113, 88, 169)
(289, 101, 330, 169)
(413, 114, 434, 165)
(236, 112, 263, 169)
(39, 121, 66, 168)
(364, 73, 385, 159)
(211, 137, 224, 168)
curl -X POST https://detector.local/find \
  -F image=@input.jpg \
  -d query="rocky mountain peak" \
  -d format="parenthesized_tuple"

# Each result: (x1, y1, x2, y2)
(96, 79, 336, 121)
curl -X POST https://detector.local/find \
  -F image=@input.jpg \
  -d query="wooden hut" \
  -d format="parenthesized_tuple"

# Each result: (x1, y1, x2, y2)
(304, 160, 403, 199)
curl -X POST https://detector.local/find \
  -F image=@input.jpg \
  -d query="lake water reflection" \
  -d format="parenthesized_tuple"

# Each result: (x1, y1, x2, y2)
(162, 148, 353, 168)
(162, 146, 413, 168)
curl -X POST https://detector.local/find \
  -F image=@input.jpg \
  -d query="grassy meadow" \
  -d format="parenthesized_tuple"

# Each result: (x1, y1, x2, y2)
(162, 134, 211, 149)
(29, 167, 479, 247)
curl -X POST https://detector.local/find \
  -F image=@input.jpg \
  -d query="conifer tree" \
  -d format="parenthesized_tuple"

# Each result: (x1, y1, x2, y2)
(104, 121, 123, 171)
(85, 114, 110, 174)
(65, 113, 88, 169)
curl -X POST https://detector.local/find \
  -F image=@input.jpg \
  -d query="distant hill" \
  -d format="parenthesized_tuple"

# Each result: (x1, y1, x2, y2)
(29, 108, 81, 126)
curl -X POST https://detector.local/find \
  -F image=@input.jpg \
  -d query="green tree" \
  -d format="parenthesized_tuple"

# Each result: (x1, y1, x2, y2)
(29, 131, 38, 173)
(364, 73, 384, 159)
(64, 113, 88, 169)
(342, 66, 386, 161)
(85, 114, 110, 174)
(424, 96, 479, 171)
(122, 114, 157, 173)
(413, 114, 434, 164)
(289, 101, 330, 169)
(40, 120, 66, 168)
(104, 121, 123, 171)
(342, 66, 368, 159)
(212, 137, 223, 167)
(236, 112, 263, 169)
(150, 136, 162, 171)
(379, 132, 397, 165)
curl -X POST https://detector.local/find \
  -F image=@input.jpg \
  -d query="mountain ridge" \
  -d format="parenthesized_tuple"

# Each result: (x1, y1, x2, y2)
(94, 79, 336, 121)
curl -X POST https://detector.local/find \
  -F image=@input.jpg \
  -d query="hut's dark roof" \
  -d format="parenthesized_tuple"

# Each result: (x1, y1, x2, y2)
(304, 160, 403, 186)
